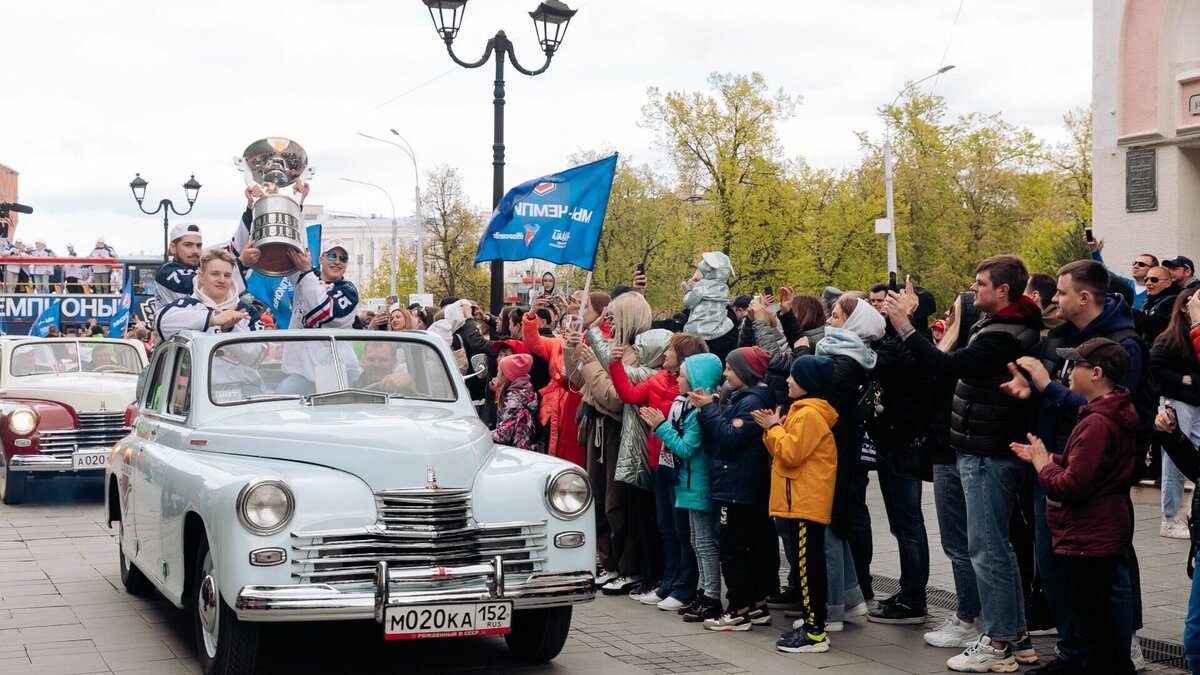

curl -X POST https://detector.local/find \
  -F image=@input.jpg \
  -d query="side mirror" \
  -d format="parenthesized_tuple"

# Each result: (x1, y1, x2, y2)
(464, 353, 489, 380)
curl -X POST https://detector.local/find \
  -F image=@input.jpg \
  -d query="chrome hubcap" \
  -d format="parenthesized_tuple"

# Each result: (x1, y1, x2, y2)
(198, 551, 219, 658)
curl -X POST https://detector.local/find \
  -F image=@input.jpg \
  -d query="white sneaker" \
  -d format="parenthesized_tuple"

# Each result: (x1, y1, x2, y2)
(925, 615, 983, 649)
(632, 588, 661, 604)
(1161, 516, 1190, 539)
(845, 602, 868, 620)
(1131, 634, 1147, 671)
(946, 635, 1018, 673)
(600, 575, 641, 595)
(656, 596, 686, 611)
(595, 569, 618, 585)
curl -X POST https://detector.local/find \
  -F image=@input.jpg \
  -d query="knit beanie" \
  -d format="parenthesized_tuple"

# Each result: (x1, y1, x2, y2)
(790, 355, 835, 397)
(726, 346, 770, 386)
(499, 354, 533, 382)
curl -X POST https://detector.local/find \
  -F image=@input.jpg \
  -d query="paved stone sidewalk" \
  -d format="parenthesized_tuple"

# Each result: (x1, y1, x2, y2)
(0, 476, 1193, 673)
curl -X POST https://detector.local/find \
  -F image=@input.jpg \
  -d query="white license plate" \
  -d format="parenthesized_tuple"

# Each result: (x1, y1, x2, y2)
(383, 601, 512, 641)
(72, 451, 109, 470)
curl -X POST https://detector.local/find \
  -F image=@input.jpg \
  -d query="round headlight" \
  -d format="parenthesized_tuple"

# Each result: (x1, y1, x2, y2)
(545, 469, 591, 520)
(9, 408, 37, 436)
(237, 480, 294, 535)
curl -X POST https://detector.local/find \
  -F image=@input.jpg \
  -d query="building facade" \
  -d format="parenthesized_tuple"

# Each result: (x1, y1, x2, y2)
(1094, 0, 1200, 266)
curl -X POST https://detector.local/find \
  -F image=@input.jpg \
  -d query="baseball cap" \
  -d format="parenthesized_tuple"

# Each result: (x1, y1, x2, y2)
(1162, 256, 1194, 274)
(1055, 337, 1132, 382)
(169, 222, 202, 244)
(321, 239, 349, 255)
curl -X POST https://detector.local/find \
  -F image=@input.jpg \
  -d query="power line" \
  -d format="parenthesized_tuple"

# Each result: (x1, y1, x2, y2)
(930, 0, 965, 96)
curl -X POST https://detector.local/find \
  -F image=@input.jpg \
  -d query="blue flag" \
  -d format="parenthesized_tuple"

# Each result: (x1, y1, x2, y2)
(108, 275, 135, 338)
(474, 154, 618, 271)
(30, 300, 62, 337)
(244, 224, 322, 328)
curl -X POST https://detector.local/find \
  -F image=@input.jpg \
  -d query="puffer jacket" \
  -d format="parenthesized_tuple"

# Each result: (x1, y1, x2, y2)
(609, 352, 678, 463)
(1040, 389, 1137, 557)
(763, 397, 839, 523)
(697, 382, 775, 505)
(522, 314, 585, 466)
(682, 252, 734, 340)
(654, 353, 724, 512)
(903, 296, 1043, 457)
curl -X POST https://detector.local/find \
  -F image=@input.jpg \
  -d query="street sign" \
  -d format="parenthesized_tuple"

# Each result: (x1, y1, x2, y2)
(874, 218, 892, 234)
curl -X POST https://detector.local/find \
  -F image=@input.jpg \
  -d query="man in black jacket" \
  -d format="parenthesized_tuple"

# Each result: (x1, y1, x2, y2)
(867, 285, 937, 625)
(882, 254, 1042, 672)
(1140, 265, 1180, 344)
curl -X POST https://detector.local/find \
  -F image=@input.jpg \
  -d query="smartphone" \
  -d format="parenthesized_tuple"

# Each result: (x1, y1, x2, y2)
(636, 263, 645, 274)
(1085, 228, 1095, 244)
(752, 294, 762, 304)
(888, 271, 899, 293)
(763, 285, 773, 297)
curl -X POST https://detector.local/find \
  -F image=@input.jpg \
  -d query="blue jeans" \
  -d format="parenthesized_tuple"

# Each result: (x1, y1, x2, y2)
(655, 466, 696, 602)
(1187, 562, 1200, 674)
(958, 453, 1028, 642)
(933, 462, 981, 618)
(276, 373, 316, 395)
(689, 508, 720, 598)
(825, 530, 864, 621)
(1164, 452, 1187, 518)
(877, 445, 929, 607)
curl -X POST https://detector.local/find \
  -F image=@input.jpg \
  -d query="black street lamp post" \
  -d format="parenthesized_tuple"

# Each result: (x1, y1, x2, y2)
(421, 0, 576, 314)
(129, 173, 202, 262)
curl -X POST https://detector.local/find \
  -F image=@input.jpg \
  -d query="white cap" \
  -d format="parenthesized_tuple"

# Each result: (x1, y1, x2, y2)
(96, 237, 106, 244)
(169, 222, 202, 243)
(321, 239, 349, 255)
(35, 239, 45, 245)
(66, 243, 74, 248)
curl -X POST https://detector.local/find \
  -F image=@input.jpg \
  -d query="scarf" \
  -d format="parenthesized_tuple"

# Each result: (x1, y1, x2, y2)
(816, 326, 878, 370)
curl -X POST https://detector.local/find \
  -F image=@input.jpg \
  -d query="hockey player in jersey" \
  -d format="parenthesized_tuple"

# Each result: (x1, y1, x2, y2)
(273, 238, 360, 395)
(155, 222, 204, 307)
(155, 249, 261, 341)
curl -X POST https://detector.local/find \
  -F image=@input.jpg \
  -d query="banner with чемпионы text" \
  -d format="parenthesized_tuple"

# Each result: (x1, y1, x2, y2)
(474, 154, 618, 271)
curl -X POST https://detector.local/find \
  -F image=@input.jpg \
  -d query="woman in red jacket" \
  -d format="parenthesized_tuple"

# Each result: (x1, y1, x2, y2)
(522, 298, 585, 466)
(610, 332, 710, 610)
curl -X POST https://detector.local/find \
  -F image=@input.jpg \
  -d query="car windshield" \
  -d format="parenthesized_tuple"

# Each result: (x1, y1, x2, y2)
(9, 340, 145, 377)
(208, 336, 457, 405)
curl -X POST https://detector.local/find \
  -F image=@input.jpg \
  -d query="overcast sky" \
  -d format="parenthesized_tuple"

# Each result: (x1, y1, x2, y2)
(0, 0, 1090, 256)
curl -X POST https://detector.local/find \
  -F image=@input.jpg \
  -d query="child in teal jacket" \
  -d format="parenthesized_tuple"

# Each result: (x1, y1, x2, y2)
(641, 352, 724, 622)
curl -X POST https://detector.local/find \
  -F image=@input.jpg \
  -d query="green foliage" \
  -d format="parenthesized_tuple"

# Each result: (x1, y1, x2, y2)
(361, 245, 419, 300)
(422, 164, 490, 303)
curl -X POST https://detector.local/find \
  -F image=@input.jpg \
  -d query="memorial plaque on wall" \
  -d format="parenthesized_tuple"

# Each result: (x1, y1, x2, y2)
(1126, 147, 1157, 212)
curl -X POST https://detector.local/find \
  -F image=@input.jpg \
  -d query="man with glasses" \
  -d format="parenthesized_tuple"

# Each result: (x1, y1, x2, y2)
(273, 239, 360, 394)
(1140, 265, 1180, 344)
(1085, 236, 1156, 310)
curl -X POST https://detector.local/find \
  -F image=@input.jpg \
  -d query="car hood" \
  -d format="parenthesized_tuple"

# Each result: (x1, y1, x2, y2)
(196, 404, 492, 492)
(3, 373, 138, 413)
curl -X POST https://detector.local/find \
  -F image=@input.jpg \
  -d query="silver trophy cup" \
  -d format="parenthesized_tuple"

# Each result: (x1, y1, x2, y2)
(236, 138, 312, 277)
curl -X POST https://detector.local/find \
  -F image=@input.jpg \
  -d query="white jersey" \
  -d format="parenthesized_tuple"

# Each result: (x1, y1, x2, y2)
(155, 296, 262, 342)
(280, 269, 360, 384)
(29, 248, 54, 276)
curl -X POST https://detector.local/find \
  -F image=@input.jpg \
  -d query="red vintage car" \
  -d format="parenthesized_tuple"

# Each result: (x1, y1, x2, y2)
(0, 337, 148, 504)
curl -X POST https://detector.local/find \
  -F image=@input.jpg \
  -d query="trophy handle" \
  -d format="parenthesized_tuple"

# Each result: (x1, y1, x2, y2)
(233, 156, 258, 189)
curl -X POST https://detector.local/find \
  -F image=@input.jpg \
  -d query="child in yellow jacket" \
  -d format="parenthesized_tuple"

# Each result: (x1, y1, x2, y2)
(752, 354, 839, 655)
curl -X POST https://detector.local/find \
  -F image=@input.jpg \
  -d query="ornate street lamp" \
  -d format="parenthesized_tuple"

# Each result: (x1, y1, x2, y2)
(129, 173, 202, 262)
(421, 0, 577, 314)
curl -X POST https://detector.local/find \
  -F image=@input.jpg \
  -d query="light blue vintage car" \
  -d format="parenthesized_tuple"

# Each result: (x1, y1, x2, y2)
(104, 329, 595, 675)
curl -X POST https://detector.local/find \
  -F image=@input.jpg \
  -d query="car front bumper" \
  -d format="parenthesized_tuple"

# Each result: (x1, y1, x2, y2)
(8, 454, 105, 473)
(234, 560, 595, 623)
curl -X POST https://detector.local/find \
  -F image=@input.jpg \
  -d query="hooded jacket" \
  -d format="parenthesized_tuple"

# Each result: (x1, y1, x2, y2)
(1035, 295, 1148, 455)
(492, 376, 539, 452)
(609, 341, 679, 465)
(764, 397, 839, 523)
(697, 382, 775, 505)
(1040, 388, 1137, 557)
(682, 252, 735, 340)
(654, 353, 724, 512)
(903, 296, 1043, 457)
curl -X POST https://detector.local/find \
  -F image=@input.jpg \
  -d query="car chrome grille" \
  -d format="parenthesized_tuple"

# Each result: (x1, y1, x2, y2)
(291, 488, 546, 585)
(38, 411, 128, 457)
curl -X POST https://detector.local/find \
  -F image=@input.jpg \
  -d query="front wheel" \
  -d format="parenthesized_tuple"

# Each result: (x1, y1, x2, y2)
(0, 458, 25, 505)
(193, 538, 259, 675)
(504, 606, 572, 663)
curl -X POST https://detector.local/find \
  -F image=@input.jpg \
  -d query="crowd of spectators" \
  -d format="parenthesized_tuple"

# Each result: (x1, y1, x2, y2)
(382, 244, 1200, 674)
(0, 236, 118, 293)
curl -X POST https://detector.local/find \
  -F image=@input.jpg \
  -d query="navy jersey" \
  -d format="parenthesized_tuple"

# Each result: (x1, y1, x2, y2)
(155, 261, 198, 307)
